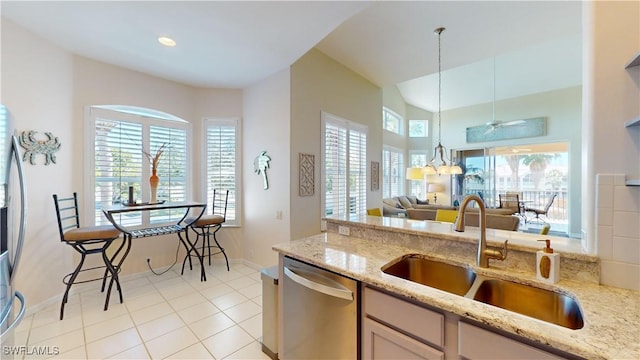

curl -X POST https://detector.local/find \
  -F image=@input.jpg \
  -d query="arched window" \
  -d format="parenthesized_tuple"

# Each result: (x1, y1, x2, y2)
(85, 106, 190, 226)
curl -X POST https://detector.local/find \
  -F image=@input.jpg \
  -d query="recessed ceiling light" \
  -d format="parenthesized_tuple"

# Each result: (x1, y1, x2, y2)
(158, 36, 176, 47)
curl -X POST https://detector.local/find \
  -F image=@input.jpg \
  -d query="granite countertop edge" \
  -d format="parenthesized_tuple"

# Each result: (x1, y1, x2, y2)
(323, 215, 599, 262)
(273, 233, 640, 360)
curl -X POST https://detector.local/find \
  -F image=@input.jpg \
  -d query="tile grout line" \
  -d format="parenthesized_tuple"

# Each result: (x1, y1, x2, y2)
(19, 263, 267, 360)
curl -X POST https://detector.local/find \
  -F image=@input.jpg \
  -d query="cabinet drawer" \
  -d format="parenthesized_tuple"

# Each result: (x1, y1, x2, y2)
(363, 317, 444, 360)
(364, 286, 444, 348)
(458, 322, 564, 359)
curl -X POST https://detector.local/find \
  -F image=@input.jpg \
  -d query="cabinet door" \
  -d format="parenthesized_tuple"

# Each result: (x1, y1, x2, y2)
(363, 318, 444, 360)
(363, 286, 444, 347)
(458, 322, 564, 359)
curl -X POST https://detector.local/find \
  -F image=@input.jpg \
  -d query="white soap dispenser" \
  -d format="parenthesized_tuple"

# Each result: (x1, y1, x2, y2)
(536, 239, 559, 283)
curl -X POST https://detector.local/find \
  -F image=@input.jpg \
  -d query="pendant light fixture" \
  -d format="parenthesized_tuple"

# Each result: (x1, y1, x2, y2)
(424, 27, 462, 176)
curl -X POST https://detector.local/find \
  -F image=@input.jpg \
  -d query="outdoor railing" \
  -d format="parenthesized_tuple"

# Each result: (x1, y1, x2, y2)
(462, 189, 568, 223)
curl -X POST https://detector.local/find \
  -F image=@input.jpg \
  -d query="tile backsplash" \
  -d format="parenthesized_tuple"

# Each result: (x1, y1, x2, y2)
(596, 174, 640, 290)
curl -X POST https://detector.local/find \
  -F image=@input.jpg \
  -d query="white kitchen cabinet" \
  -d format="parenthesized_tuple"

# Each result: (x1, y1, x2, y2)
(458, 321, 564, 360)
(362, 286, 444, 360)
(362, 284, 570, 360)
(363, 317, 444, 360)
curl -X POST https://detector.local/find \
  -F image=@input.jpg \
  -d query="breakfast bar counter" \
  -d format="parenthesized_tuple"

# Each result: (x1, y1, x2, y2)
(273, 215, 639, 359)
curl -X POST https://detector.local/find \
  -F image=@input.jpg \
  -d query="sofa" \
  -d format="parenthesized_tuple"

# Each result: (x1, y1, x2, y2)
(405, 206, 514, 221)
(382, 195, 435, 217)
(406, 207, 520, 231)
(382, 195, 519, 231)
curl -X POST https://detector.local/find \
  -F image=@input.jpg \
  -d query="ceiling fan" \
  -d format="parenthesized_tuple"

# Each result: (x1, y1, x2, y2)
(483, 119, 526, 134)
(483, 58, 525, 135)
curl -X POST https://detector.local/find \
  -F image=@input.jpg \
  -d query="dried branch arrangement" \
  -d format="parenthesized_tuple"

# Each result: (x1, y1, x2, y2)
(142, 142, 169, 171)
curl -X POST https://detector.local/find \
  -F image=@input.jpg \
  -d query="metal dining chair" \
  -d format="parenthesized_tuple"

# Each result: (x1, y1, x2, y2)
(183, 189, 230, 272)
(53, 192, 122, 319)
(499, 193, 521, 215)
(526, 193, 557, 224)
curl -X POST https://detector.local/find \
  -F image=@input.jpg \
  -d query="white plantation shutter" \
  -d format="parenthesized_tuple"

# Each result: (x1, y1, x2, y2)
(324, 122, 347, 216)
(205, 119, 239, 225)
(322, 112, 367, 216)
(88, 106, 190, 226)
(94, 119, 143, 226)
(383, 147, 404, 198)
(349, 127, 367, 214)
(149, 125, 187, 224)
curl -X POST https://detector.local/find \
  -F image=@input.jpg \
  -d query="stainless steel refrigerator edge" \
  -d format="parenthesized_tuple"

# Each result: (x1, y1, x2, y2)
(280, 256, 358, 359)
(0, 105, 27, 353)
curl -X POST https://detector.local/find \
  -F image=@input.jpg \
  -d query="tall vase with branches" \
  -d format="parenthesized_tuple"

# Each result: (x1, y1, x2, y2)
(143, 143, 168, 203)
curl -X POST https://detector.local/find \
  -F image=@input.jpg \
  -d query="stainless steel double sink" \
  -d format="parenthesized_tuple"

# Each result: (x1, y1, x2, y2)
(382, 254, 584, 330)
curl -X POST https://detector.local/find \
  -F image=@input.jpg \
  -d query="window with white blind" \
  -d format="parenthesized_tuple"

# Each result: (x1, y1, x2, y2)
(382, 146, 404, 198)
(203, 118, 240, 226)
(86, 106, 190, 226)
(322, 112, 367, 216)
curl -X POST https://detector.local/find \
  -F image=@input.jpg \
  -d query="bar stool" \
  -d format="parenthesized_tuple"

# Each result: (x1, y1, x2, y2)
(53, 193, 122, 319)
(183, 189, 230, 273)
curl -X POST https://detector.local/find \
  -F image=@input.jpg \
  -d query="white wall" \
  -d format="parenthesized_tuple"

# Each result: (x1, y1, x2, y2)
(290, 49, 382, 240)
(1, 19, 75, 309)
(583, 1, 640, 290)
(406, 103, 433, 152)
(242, 68, 291, 267)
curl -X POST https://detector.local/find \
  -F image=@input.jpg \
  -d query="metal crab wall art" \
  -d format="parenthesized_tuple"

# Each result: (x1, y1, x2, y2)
(18, 130, 61, 165)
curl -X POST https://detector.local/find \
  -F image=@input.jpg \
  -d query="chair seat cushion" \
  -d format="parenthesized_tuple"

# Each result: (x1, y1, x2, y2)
(191, 214, 225, 227)
(63, 225, 120, 242)
(435, 209, 459, 223)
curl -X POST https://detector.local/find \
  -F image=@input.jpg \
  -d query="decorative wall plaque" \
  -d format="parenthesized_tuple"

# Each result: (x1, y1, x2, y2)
(254, 150, 271, 190)
(299, 153, 314, 196)
(466, 117, 546, 143)
(371, 161, 380, 191)
(18, 130, 61, 165)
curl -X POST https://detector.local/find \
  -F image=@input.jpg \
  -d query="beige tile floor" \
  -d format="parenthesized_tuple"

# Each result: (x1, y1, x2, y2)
(12, 263, 271, 360)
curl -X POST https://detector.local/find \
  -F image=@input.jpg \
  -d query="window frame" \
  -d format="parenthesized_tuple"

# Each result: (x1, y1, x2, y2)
(409, 119, 429, 137)
(321, 111, 368, 217)
(408, 151, 428, 199)
(202, 117, 242, 227)
(382, 145, 405, 198)
(84, 106, 192, 227)
(382, 107, 403, 135)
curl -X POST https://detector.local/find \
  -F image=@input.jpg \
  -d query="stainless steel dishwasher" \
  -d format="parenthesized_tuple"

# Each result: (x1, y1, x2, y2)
(282, 256, 358, 359)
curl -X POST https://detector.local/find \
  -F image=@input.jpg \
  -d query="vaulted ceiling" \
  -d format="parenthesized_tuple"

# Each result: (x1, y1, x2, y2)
(1, 1, 582, 112)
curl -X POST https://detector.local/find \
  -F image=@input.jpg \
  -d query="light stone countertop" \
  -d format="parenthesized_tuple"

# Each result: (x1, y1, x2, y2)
(326, 214, 589, 259)
(273, 230, 640, 359)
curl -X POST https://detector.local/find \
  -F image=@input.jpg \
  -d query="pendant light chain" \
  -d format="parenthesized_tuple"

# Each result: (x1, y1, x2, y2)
(423, 27, 462, 176)
(437, 27, 442, 145)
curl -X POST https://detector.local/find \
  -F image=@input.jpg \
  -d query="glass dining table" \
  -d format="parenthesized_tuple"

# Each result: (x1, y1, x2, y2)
(102, 201, 208, 309)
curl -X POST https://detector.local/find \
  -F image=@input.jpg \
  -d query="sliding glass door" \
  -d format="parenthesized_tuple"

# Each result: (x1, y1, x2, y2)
(453, 147, 497, 207)
(454, 142, 569, 235)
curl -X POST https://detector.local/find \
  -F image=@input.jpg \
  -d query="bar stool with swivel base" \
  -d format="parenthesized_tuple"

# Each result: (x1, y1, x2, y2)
(182, 189, 230, 274)
(53, 193, 123, 320)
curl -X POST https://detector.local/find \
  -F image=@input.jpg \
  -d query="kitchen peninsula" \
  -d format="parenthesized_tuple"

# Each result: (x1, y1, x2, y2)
(274, 215, 639, 359)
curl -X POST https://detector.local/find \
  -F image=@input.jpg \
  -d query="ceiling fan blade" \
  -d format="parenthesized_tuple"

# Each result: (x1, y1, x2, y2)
(483, 126, 495, 135)
(502, 119, 526, 126)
